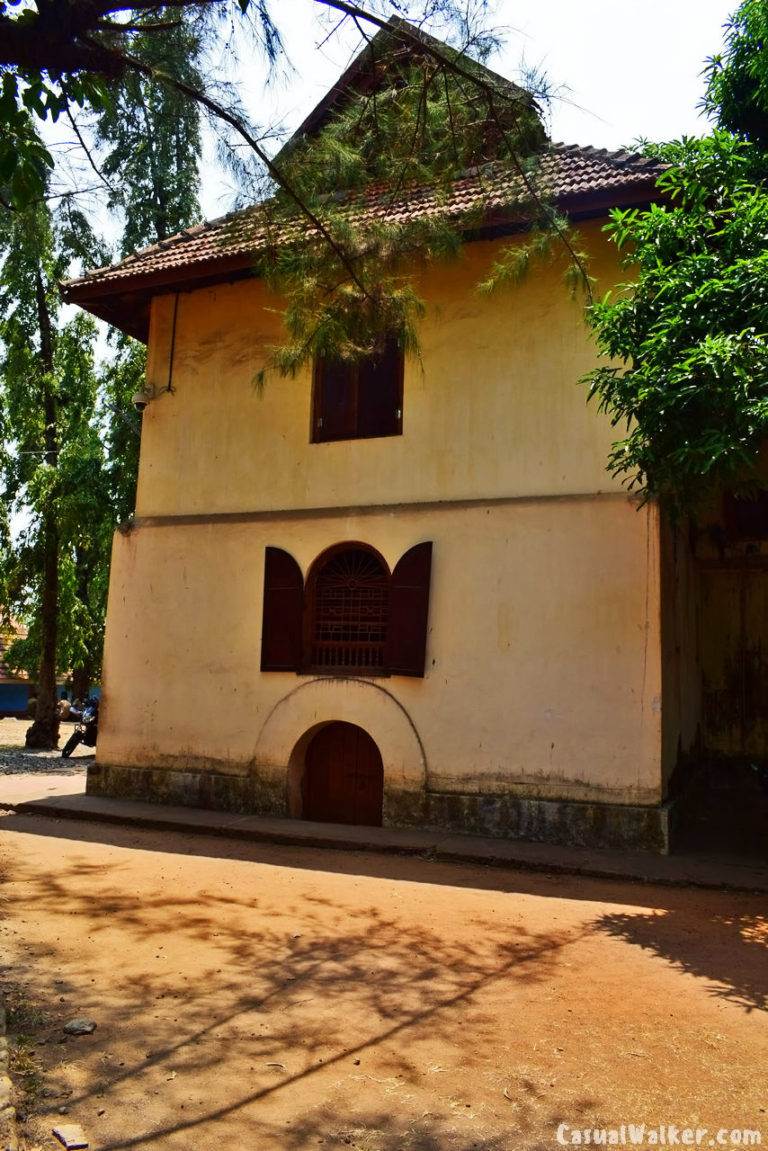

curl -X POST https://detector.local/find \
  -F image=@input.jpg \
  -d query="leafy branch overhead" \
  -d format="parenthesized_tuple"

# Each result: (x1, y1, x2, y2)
(585, 0, 768, 511)
(1, 0, 588, 371)
(0, 0, 276, 208)
(248, 22, 591, 380)
(0, 0, 509, 211)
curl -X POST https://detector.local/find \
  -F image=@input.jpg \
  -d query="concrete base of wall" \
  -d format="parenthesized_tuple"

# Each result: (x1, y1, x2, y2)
(87, 761, 286, 818)
(420, 792, 672, 854)
(88, 764, 672, 856)
(87, 763, 674, 854)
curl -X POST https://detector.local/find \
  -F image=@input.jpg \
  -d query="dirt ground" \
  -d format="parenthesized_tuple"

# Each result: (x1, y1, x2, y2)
(0, 716, 91, 771)
(0, 815, 766, 1151)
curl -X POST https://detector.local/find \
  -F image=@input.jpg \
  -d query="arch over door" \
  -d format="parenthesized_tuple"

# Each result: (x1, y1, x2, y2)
(303, 722, 384, 826)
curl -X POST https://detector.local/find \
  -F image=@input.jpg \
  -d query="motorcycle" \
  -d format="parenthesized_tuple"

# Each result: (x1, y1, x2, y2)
(61, 700, 99, 758)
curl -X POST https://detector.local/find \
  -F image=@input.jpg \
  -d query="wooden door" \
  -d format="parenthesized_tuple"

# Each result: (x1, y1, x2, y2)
(701, 566, 768, 757)
(303, 722, 384, 826)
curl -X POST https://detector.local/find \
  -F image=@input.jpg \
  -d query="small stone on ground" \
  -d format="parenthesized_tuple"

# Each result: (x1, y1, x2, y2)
(63, 1019, 96, 1036)
(52, 1123, 88, 1149)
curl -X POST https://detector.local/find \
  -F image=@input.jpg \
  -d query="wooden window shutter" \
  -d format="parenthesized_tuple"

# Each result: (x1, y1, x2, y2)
(386, 542, 432, 677)
(357, 339, 403, 438)
(260, 547, 304, 671)
(313, 359, 357, 441)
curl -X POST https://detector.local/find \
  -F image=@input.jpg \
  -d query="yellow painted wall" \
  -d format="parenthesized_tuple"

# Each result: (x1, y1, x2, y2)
(98, 497, 663, 805)
(97, 220, 667, 807)
(137, 222, 627, 518)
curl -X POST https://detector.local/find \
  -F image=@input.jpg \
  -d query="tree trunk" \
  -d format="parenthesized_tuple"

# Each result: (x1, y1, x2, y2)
(69, 546, 95, 703)
(71, 666, 91, 703)
(25, 266, 60, 749)
(25, 511, 60, 748)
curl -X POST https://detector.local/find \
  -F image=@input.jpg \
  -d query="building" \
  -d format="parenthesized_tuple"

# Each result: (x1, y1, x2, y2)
(0, 622, 31, 717)
(65, 23, 713, 853)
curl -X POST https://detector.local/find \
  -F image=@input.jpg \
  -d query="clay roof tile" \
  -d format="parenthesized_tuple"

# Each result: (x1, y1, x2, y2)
(63, 143, 664, 311)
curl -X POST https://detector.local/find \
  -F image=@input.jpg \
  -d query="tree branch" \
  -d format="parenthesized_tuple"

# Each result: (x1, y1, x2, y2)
(62, 92, 116, 194)
(0, 0, 224, 71)
(97, 19, 184, 32)
(313, 0, 592, 294)
(80, 33, 375, 300)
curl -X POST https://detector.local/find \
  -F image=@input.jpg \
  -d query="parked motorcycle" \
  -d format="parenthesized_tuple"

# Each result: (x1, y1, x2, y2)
(61, 699, 99, 758)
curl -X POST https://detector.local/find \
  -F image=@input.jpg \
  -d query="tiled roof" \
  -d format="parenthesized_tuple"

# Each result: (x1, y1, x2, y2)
(64, 144, 663, 298)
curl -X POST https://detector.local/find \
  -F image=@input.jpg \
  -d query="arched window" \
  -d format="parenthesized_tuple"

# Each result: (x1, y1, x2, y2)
(307, 545, 390, 673)
(260, 541, 433, 678)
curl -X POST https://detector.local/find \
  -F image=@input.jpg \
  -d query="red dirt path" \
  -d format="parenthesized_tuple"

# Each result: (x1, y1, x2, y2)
(1, 812, 766, 1151)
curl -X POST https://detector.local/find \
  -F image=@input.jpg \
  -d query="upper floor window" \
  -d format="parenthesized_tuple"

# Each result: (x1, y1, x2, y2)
(312, 339, 403, 442)
(260, 541, 432, 677)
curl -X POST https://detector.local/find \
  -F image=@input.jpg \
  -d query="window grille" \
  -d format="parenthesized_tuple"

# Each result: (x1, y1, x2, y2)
(310, 548, 390, 672)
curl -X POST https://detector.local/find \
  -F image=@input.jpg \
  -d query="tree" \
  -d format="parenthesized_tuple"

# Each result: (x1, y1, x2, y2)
(0, 6, 207, 746)
(93, 14, 203, 253)
(0, 0, 273, 210)
(1, 1, 577, 747)
(0, 201, 106, 745)
(584, 0, 768, 511)
(704, 0, 768, 147)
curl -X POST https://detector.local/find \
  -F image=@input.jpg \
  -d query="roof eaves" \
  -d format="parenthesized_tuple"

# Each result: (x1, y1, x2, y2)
(62, 167, 662, 312)
(60, 206, 257, 293)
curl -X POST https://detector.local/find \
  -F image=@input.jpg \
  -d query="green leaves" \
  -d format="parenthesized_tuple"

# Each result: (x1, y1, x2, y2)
(584, 132, 768, 510)
(704, 0, 768, 148)
(93, 14, 203, 253)
(0, 66, 112, 209)
(0, 2, 208, 696)
(0, 193, 140, 687)
(0, 91, 52, 208)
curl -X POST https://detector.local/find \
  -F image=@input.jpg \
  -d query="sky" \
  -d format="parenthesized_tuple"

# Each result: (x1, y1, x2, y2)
(8, 0, 740, 542)
(202, 0, 737, 216)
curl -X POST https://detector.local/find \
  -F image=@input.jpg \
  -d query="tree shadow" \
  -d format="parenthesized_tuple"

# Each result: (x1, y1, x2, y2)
(594, 906, 768, 1013)
(3, 812, 767, 1148)
(0, 817, 599, 1150)
(185, 1089, 599, 1151)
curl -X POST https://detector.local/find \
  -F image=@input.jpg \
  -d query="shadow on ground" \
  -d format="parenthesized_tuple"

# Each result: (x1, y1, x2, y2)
(594, 906, 768, 1013)
(0, 814, 601, 1149)
(0, 811, 766, 1149)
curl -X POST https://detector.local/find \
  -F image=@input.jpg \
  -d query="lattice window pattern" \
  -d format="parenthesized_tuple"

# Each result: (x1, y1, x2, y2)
(311, 548, 390, 671)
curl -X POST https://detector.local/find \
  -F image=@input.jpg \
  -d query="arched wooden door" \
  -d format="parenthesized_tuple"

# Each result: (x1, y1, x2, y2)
(303, 722, 384, 826)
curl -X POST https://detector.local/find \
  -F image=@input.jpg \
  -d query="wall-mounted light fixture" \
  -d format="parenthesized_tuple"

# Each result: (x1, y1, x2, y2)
(132, 293, 180, 415)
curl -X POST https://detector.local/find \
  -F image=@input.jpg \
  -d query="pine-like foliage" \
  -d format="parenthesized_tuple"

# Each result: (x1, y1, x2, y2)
(94, 13, 203, 253)
(250, 27, 582, 380)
